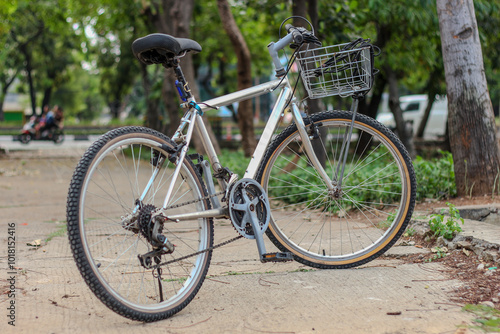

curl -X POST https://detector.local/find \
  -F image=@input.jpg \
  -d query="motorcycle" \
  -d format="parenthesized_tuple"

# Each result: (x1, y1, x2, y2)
(18, 119, 64, 144)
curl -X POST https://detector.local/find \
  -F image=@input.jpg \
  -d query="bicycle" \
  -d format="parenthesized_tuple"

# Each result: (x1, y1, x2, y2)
(66, 17, 416, 322)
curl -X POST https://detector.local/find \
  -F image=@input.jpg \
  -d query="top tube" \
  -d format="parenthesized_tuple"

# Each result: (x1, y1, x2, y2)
(198, 78, 288, 112)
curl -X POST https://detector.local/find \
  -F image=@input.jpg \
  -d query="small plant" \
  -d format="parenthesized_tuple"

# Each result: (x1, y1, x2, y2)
(403, 227, 415, 237)
(428, 202, 464, 240)
(426, 246, 448, 262)
(463, 304, 500, 332)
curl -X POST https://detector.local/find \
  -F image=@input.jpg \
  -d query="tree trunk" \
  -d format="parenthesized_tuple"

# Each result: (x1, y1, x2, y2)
(108, 100, 121, 119)
(20, 45, 37, 116)
(292, 0, 327, 165)
(437, 0, 500, 196)
(0, 73, 17, 122)
(41, 86, 52, 111)
(415, 94, 434, 139)
(140, 63, 162, 130)
(386, 66, 416, 158)
(142, 0, 220, 154)
(416, 67, 441, 139)
(217, 0, 256, 157)
(356, 23, 389, 156)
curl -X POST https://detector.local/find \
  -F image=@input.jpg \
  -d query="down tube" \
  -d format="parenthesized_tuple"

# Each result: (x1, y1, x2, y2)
(243, 85, 292, 179)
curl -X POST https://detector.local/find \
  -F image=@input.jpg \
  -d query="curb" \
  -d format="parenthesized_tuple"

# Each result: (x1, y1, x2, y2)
(409, 217, 500, 264)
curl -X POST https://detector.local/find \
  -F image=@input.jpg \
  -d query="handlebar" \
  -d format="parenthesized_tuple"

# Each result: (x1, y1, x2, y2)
(285, 24, 304, 44)
(267, 23, 321, 77)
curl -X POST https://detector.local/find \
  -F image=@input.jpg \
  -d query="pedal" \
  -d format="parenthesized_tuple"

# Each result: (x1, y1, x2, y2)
(261, 252, 293, 263)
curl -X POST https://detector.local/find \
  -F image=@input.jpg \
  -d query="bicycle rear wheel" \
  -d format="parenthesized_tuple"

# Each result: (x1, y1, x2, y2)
(67, 126, 213, 321)
(257, 111, 416, 269)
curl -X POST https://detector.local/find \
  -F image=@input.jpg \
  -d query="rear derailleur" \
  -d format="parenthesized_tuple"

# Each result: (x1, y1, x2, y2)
(136, 204, 175, 269)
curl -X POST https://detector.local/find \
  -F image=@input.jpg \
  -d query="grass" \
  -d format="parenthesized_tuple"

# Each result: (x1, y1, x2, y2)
(216, 148, 457, 210)
(44, 223, 67, 243)
(463, 304, 500, 332)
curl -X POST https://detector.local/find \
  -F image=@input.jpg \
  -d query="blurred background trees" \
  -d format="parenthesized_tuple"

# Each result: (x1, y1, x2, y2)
(1, 0, 499, 194)
(2, 0, 498, 125)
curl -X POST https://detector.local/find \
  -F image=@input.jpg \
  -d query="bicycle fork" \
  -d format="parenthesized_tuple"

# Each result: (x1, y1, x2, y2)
(290, 98, 359, 199)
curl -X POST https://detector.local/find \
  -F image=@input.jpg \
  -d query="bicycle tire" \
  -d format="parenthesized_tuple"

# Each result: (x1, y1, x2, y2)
(19, 133, 31, 144)
(53, 130, 64, 144)
(256, 111, 416, 269)
(67, 126, 214, 322)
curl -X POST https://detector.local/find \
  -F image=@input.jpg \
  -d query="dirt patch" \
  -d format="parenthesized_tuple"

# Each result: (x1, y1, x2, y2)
(400, 235, 500, 310)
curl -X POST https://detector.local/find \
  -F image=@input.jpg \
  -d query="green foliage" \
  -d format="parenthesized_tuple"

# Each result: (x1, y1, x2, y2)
(120, 147, 458, 214)
(428, 202, 464, 240)
(463, 304, 500, 332)
(414, 151, 456, 200)
(216, 147, 456, 212)
(426, 246, 448, 262)
(379, 210, 397, 230)
(403, 227, 415, 237)
(262, 146, 405, 213)
(217, 149, 250, 178)
(2, 0, 500, 126)
(45, 223, 67, 243)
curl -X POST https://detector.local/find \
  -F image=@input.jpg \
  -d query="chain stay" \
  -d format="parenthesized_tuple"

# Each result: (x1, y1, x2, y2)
(152, 235, 243, 270)
(149, 188, 236, 269)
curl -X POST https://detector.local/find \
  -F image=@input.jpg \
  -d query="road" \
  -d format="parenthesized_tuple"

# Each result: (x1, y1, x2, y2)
(0, 146, 479, 333)
(0, 135, 100, 152)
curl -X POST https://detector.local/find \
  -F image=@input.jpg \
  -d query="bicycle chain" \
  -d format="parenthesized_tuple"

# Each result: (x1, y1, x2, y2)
(163, 189, 226, 211)
(152, 234, 243, 270)
(151, 188, 241, 269)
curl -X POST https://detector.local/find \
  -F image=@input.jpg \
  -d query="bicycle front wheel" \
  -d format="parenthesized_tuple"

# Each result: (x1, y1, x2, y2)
(257, 111, 416, 269)
(67, 126, 214, 321)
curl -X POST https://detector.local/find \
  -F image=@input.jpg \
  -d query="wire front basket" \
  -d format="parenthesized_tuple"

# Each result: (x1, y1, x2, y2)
(297, 42, 374, 99)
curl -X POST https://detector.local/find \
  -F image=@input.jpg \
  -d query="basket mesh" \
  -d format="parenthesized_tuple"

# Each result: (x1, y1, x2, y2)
(297, 43, 373, 99)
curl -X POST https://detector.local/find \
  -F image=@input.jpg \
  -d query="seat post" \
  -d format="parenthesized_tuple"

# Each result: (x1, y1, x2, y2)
(170, 60, 193, 102)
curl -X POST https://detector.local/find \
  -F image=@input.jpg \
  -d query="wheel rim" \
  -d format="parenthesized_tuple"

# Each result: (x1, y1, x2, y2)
(261, 117, 412, 265)
(78, 135, 210, 311)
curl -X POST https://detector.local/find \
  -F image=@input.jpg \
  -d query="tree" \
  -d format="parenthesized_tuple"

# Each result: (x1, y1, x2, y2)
(4, 1, 84, 118)
(437, 0, 500, 196)
(140, 0, 220, 155)
(0, 42, 22, 121)
(217, 0, 256, 157)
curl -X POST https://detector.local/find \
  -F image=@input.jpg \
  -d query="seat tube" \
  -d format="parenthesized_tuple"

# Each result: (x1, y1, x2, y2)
(290, 103, 334, 191)
(161, 111, 198, 210)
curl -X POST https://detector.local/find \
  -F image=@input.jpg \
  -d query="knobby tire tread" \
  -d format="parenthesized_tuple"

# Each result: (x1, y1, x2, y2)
(67, 126, 213, 322)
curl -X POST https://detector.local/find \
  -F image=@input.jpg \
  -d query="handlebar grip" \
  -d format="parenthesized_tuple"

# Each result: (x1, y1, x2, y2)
(285, 24, 304, 44)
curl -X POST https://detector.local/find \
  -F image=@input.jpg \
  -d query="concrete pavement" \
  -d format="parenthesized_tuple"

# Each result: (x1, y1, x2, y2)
(1, 148, 498, 333)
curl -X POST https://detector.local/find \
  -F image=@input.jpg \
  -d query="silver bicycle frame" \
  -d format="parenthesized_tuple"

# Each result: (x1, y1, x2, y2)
(161, 76, 334, 222)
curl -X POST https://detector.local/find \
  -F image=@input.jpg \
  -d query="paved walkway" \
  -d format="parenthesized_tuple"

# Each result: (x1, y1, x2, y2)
(2, 151, 498, 333)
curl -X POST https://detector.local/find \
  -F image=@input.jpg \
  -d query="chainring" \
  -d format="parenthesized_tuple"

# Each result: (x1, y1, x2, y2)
(228, 178, 270, 239)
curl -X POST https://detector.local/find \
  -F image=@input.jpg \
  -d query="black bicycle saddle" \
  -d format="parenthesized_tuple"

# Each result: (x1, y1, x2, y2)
(132, 33, 202, 65)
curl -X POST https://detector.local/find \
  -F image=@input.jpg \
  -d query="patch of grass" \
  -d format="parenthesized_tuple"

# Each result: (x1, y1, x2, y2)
(222, 270, 276, 276)
(163, 277, 188, 283)
(45, 224, 67, 243)
(290, 268, 316, 273)
(463, 304, 500, 332)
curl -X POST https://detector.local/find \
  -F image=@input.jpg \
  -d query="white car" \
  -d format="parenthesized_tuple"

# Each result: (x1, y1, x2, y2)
(376, 94, 448, 138)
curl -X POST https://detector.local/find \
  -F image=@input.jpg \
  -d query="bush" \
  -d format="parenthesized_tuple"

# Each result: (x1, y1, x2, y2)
(414, 151, 456, 200)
